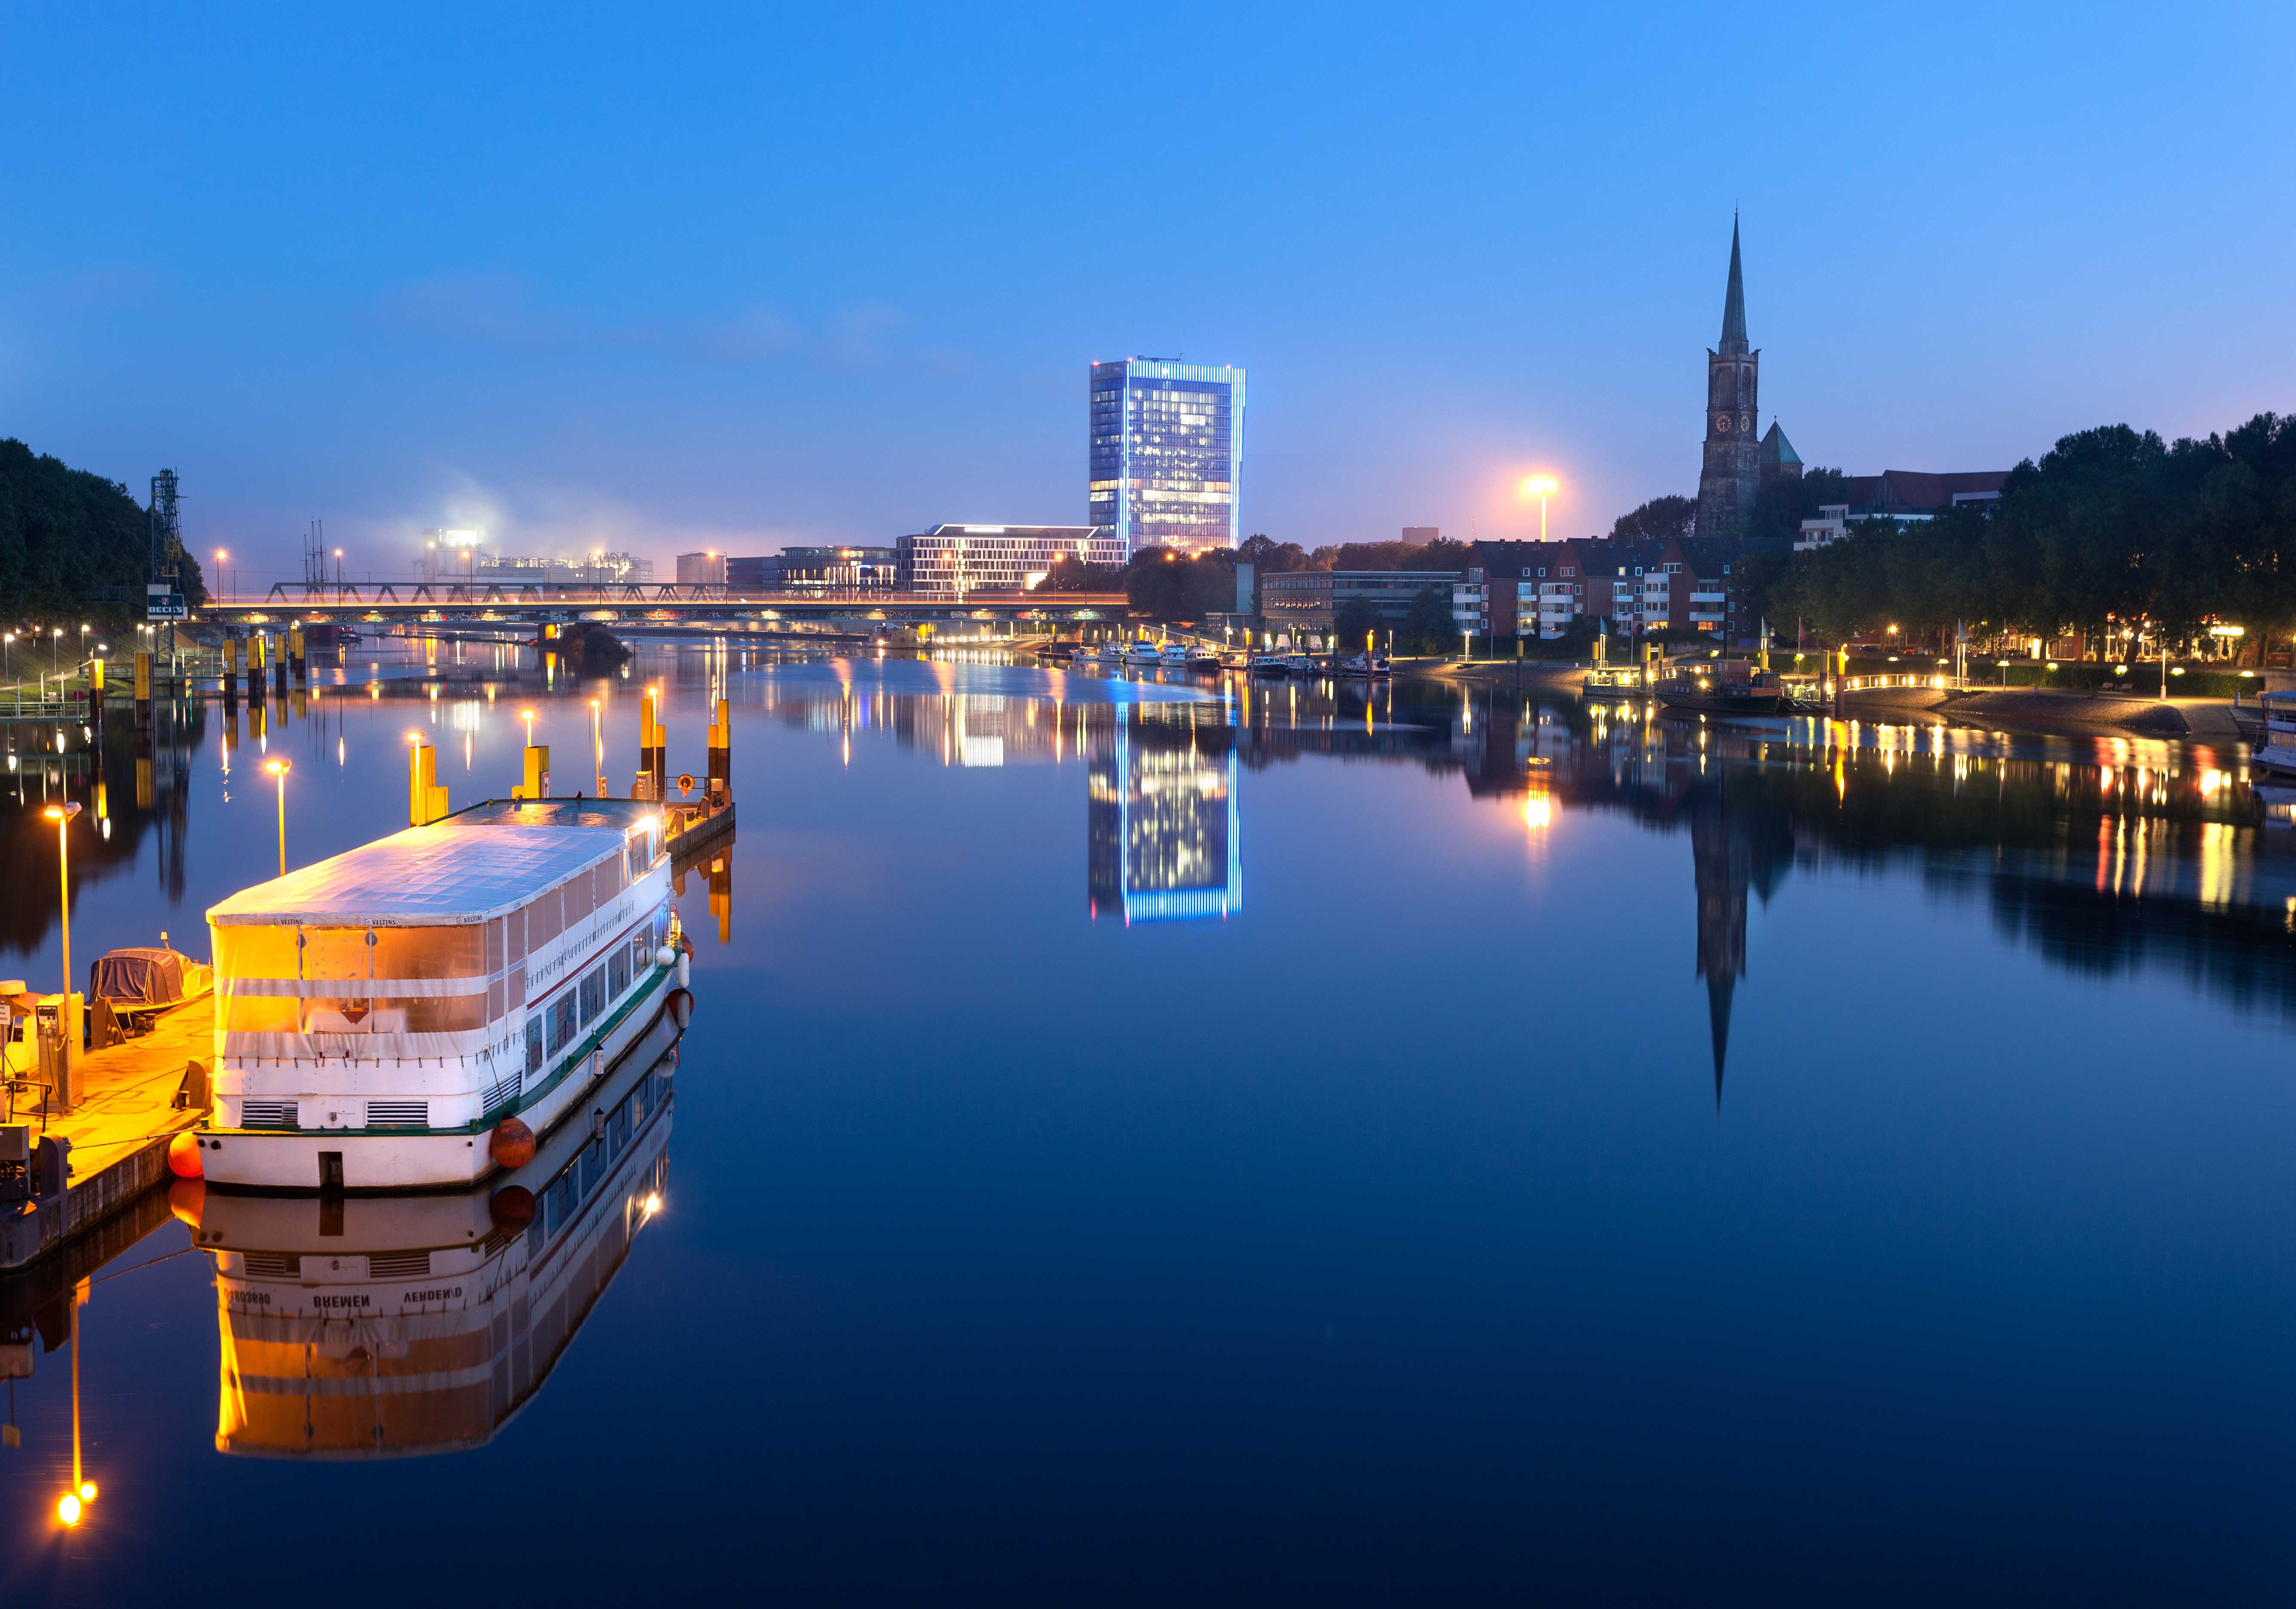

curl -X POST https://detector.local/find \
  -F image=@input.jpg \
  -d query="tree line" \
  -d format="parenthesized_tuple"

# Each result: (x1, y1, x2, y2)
(0, 438, 207, 629)
(1759, 414, 2296, 658)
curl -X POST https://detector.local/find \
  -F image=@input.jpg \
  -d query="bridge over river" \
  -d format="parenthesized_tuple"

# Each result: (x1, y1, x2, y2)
(201, 582, 1130, 631)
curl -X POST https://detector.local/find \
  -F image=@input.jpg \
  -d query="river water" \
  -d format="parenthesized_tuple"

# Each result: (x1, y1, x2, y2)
(4, 640, 2295, 1603)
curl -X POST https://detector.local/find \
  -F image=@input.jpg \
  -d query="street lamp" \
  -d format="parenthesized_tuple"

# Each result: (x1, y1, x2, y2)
(1520, 475, 1558, 542)
(215, 549, 230, 602)
(42, 801, 81, 1103)
(264, 758, 291, 876)
(521, 709, 537, 747)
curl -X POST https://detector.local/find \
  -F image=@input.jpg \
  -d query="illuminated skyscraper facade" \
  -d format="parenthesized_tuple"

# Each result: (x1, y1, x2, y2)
(1088, 358, 1245, 556)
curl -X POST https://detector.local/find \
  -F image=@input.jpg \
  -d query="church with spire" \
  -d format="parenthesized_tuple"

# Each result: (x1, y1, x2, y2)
(1695, 218, 1799, 537)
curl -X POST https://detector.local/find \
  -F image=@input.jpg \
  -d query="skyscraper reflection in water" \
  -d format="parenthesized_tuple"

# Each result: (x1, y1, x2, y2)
(1088, 707, 1241, 923)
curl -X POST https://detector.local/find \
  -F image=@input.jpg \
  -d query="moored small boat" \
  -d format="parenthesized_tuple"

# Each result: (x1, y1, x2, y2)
(1653, 670, 1784, 715)
(1123, 640, 1164, 665)
(1249, 653, 1288, 675)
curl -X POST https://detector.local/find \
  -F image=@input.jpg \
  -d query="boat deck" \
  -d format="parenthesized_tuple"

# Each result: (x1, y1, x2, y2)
(2, 997, 210, 1270)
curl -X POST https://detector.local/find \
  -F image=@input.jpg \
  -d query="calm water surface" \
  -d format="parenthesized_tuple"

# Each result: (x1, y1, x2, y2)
(3, 641, 2295, 1604)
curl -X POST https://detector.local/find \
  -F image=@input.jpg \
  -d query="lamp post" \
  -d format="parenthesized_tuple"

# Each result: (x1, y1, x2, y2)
(215, 548, 229, 603)
(264, 758, 291, 876)
(590, 698, 604, 794)
(1520, 476, 1558, 542)
(42, 801, 81, 1108)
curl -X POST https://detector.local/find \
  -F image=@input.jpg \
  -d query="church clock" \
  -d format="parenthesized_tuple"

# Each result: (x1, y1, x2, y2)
(1714, 414, 1732, 433)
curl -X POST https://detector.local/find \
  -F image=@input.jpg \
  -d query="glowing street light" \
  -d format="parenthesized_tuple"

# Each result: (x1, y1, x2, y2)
(1520, 475, 1559, 542)
(264, 758, 291, 876)
(521, 709, 537, 747)
(42, 801, 81, 1104)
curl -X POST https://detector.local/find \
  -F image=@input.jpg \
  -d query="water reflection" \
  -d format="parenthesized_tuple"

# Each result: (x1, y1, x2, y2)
(1088, 707, 1241, 924)
(191, 1045, 675, 1459)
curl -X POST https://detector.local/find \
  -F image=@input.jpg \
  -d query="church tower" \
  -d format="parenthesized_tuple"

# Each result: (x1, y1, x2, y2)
(1695, 218, 1761, 536)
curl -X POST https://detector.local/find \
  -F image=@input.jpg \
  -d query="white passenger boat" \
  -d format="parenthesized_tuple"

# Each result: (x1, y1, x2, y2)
(1159, 642, 1191, 668)
(1097, 641, 1124, 662)
(193, 1034, 677, 1457)
(199, 798, 689, 1193)
(1124, 640, 1164, 665)
(2253, 691, 2296, 778)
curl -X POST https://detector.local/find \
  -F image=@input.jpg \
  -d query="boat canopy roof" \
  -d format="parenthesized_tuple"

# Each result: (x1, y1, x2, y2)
(207, 799, 660, 929)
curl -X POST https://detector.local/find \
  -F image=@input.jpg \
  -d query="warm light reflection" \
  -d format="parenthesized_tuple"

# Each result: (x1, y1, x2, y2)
(1523, 794, 1552, 830)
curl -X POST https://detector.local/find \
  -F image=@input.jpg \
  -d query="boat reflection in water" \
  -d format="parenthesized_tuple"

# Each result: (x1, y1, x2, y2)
(180, 1038, 677, 1459)
(1088, 706, 1241, 923)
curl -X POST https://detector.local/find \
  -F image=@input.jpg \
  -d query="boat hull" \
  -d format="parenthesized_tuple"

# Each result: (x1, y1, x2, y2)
(1655, 688, 1782, 715)
(200, 978, 688, 1194)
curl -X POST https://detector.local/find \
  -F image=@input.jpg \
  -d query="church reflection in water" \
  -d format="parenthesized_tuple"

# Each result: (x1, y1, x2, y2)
(181, 1042, 676, 1459)
(1434, 683, 2296, 1101)
(1088, 706, 1241, 924)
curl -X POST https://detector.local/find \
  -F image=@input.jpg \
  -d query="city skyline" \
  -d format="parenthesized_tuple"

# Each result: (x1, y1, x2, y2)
(2, 4, 2290, 582)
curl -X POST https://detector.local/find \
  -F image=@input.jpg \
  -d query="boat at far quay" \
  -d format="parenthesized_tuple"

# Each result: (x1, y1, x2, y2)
(198, 798, 693, 1194)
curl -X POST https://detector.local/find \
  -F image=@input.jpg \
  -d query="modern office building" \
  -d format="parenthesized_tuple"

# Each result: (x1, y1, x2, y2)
(1262, 569, 1458, 635)
(898, 524, 1125, 597)
(1088, 358, 1246, 556)
(675, 552, 727, 585)
(725, 546, 900, 589)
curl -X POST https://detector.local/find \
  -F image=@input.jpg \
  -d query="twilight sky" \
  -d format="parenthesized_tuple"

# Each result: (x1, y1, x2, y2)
(3, 1, 2290, 585)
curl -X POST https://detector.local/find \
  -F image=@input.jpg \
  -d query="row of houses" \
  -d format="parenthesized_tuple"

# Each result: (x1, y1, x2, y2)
(1264, 536, 1753, 646)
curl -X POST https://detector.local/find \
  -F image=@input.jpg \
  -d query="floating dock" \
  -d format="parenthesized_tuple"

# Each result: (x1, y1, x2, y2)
(2, 997, 208, 1271)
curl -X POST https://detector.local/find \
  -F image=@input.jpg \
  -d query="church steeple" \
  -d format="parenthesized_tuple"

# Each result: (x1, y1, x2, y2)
(1695, 216, 1761, 536)
(1719, 215, 1748, 355)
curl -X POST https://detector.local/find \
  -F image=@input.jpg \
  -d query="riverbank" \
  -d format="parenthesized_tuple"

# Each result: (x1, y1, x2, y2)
(1847, 685, 2250, 742)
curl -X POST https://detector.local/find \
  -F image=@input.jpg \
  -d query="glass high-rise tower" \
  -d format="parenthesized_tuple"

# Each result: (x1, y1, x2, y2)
(1088, 358, 1245, 555)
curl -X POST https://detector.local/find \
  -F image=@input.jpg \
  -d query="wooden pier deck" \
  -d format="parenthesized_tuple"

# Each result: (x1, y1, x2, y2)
(2, 997, 209, 1271)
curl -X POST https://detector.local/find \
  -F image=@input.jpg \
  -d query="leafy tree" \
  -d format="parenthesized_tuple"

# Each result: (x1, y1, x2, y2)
(1333, 596, 1382, 652)
(0, 439, 208, 628)
(1236, 533, 1317, 574)
(1037, 557, 1125, 593)
(1398, 584, 1457, 654)
(1323, 538, 1474, 574)
(1742, 467, 1849, 551)
(1124, 547, 1236, 621)
(1609, 494, 1695, 544)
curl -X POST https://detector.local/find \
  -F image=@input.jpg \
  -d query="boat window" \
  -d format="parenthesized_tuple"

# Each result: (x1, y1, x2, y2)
(608, 947, 630, 999)
(484, 919, 506, 973)
(506, 908, 526, 964)
(526, 891, 563, 949)
(579, 967, 606, 1026)
(547, 994, 579, 1055)
(213, 926, 299, 982)
(301, 928, 373, 982)
(525, 1018, 543, 1075)
(369, 927, 485, 981)
(221, 997, 301, 1034)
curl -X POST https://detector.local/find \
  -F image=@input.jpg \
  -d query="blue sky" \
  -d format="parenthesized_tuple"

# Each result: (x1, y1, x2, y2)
(3, 1, 2290, 584)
